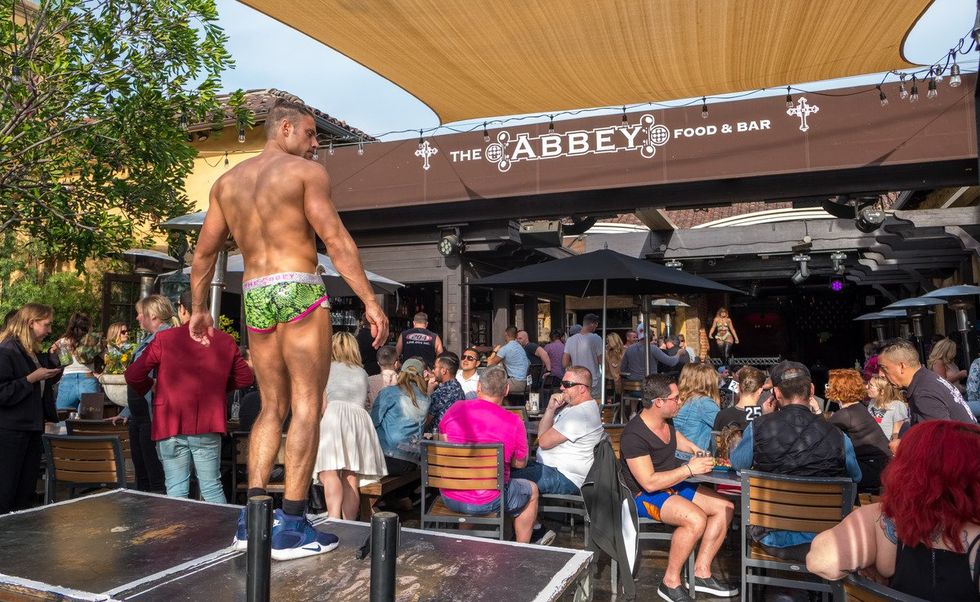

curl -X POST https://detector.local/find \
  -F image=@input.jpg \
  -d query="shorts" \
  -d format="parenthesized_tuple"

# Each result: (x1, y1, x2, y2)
(634, 480, 698, 521)
(242, 272, 330, 333)
(442, 478, 533, 517)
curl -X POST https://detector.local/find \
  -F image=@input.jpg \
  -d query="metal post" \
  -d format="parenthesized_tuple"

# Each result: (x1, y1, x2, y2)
(370, 512, 399, 602)
(135, 268, 155, 300)
(210, 248, 228, 324)
(909, 310, 926, 362)
(871, 321, 886, 344)
(951, 301, 973, 368)
(246, 495, 272, 602)
(600, 279, 607, 406)
(664, 310, 673, 337)
(642, 295, 650, 378)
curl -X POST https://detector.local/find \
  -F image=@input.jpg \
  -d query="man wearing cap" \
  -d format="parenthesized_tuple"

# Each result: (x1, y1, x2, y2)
(563, 314, 603, 399)
(730, 361, 862, 561)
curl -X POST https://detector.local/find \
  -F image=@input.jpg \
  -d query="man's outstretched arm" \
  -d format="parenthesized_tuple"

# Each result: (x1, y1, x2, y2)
(303, 163, 389, 348)
(189, 187, 230, 345)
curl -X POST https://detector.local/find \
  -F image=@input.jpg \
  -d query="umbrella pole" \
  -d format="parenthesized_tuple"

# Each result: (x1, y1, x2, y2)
(642, 295, 650, 379)
(601, 279, 607, 407)
(210, 248, 228, 325)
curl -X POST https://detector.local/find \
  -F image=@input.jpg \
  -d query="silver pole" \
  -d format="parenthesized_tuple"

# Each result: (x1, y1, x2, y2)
(642, 295, 650, 378)
(210, 248, 228, 324)
(600, 279, 607, 406)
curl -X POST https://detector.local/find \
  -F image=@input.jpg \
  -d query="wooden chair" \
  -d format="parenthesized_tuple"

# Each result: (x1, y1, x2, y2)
(603, 424, 626, 459)
(621, 379, 643, 419)
(844, 573, 928, 602)
(420, 440, 505, 540)
(65, 418, 135, 486)
(42, 434, 126, 503)
(359, 469, 421, 519)
(599, 404, 619, 424)
(740, 469, 857, 601)
(230, 431, 288, 504)
(502, 405, 530, 423)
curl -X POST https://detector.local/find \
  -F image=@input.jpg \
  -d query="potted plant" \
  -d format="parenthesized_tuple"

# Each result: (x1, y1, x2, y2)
(99, 340, 136, 407)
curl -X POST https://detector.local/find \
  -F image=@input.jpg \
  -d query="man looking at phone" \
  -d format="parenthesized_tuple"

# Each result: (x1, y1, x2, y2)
(512, 366, 603, 495)
(620, 374, 736, 602)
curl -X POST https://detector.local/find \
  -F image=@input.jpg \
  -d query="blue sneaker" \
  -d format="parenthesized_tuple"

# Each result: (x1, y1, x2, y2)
(270, 509, 339, 561)
(233, 508, 247, 551)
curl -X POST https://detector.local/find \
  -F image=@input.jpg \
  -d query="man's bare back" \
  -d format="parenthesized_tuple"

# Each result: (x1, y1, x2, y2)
(187, 105, 387, 560)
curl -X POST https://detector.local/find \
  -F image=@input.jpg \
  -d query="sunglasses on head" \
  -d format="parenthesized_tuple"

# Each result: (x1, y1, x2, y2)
(560, 380, 587, 389)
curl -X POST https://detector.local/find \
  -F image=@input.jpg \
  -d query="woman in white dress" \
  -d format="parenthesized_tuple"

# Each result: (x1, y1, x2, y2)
(314, 332, 387, 519)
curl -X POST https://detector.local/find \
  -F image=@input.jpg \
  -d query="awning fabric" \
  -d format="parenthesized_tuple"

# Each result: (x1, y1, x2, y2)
(240, 0, 927, 124)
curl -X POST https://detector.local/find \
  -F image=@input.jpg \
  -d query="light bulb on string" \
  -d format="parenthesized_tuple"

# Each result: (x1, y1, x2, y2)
(877, 85, 888, 107)
(483, 122, 490, 142)
(357, 141, 364, 156)
(311, 148, 319, 161)
(785, 87, 793, 109)
(950, 57, 961, 88)
(700, 97, 709, 119)
(621, 106, 628, 126)
(418, 129, 424, 149)
(898, 74, 909, 100)
(328, 141, 335, 156)
(11, 53, 22, 85)
(179, 112, 188, 130)
(237, 125, 246, 143)
(932, 66, 943, 83)
(224, 152, 229, 167)
(909, 76, 919, 102)
(548, 115, 555, 133)
(927, 76, 937, 99)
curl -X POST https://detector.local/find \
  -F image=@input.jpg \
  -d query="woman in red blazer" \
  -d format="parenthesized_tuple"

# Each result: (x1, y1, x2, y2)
(126, 292, 253, 503)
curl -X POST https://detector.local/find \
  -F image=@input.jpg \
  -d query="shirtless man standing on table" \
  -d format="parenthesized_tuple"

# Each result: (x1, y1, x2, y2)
(189, 98, 388, 561)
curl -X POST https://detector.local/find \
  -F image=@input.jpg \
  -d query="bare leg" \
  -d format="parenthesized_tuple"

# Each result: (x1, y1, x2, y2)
(341, 470, 361, 520)
(514, 481, 538, 543)
(691, 486, 735, 578)
(318, 469, 344, 519)
(278, 308, 332, 504)
(659, 495, 708, 589)
(246, 330, 291, 491)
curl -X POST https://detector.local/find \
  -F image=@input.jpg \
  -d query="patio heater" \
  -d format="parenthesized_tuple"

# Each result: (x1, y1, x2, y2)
(852, 309, 906, 344)
(923, 284, 980, 368)
(650, 298, 690, 338)
(883, 297, 948, 361)
(119, 249, 180, 300)
(158, 211, 231, 324)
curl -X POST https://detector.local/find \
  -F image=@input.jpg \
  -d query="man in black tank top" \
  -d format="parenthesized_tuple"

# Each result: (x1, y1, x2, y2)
(395, 312, 443, 368)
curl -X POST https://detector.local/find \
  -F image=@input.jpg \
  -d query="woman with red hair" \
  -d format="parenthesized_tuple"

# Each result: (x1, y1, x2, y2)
(806, 420, 980, 600)
(826, 369, 891, 493)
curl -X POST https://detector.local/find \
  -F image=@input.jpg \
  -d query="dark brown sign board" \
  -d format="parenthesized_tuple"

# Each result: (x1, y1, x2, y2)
(325, 76, 976, 228)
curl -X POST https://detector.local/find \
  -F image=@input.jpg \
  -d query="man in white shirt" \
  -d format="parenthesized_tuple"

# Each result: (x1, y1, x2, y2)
(512, 366, 603, 494)
(563, 314, 603, 399)
(455, 346, 481, 400)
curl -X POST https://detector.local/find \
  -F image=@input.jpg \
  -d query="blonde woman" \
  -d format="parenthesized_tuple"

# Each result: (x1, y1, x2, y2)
(105, 322, 131, 354)
(928, 338, 967, 392)
(370, 357, 430, 476)
(314, 332, 387, 520)
(673, 363, 722, 451)
(0, 304, 60, 513)
(867, 375, 909, 447)
(605, 332, 625, 397)
(708, 308, 739, 365)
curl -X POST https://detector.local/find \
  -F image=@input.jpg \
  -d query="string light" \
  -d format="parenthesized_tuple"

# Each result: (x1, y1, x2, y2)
(927, 76, 938, 99)
(876, 85, 888, 107)
(483, 122, 490, 142)
(700, 96, 709, 119)
(237, 123, 246, 143)
(179, 113, 188, 130)
(548, 115, 555, 133)
(621, 106, 628, 126)
(898, 74, 909, 100)
(909, 76, 919, 102)
(418, 129, 424, 148)
(328, 141, 335, 156)
(357, 140, 364, 155)
(312, 148, 318, 160)
(949, 53, 962, 87)
(223, 152, 229, 167)
(784, 86, 793, 109)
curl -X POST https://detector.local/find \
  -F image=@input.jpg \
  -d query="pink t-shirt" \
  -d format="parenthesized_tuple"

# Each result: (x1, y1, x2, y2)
(438, 399, 529, 505)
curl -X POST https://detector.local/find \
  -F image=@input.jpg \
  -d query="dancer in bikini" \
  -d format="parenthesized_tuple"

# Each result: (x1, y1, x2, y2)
(708, 308, 739, 367)
(189, 98, 388, 561)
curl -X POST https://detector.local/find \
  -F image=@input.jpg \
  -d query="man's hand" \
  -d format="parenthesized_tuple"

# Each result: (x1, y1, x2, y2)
(189, 310, 215, 346)
(364, 303, 389, 348)
(762, 396, 778, 415)
(546, 392, 566, 412)
(687, 456, 714, 476)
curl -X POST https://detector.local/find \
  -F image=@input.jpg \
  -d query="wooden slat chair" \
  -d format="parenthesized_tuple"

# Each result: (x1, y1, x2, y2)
(231, 431, 289, 504)
(844, 573, 929, 602)
(621, 380, 643, 421)
(42, 434, 126, 503)
(420, 440, 506, 540)
(503, 405, 535, 450)
(599, 404, 619, 424)
(740, 469, 857, 601)
(603, 424, 626, 459)
(359, 469, 422, 519)
(65, 419, 135, 486)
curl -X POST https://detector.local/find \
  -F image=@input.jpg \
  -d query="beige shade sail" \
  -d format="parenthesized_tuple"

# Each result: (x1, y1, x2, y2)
(240, 0, 929, 124)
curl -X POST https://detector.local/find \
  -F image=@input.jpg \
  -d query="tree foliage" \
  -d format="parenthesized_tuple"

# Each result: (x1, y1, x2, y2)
(0, 0, 248, 268)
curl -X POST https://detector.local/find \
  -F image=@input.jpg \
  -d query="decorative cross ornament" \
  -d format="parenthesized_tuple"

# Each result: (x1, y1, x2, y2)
(786, 97, 819, 132)
(415, 140, 438, 170)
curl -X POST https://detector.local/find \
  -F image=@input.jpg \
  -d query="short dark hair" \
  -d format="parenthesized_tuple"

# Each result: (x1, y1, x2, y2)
(550, 329, 564, 341)
(642, 373, 675, 407)
(265, 98, 314, 138)
(413, 312, 428, 324)
(583, 313, 599, 326)
(505, 326, 518, 338)
(178, 290, 193, 312)
(436, 351, 459, 374)
(376, 345, 398, 367)
(775, 376, 812, 402)
(566, 365, 593, 387)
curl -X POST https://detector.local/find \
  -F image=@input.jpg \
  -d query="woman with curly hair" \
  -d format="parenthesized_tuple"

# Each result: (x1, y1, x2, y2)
(866, 374, 909, 447)
(826, 369, 891, 493)
(807, 420, 980, 600)
(672, 363, 721, 451)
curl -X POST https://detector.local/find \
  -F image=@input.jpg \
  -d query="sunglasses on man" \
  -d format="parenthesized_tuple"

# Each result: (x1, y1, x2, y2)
(560, 380, 587, 389)
(462, 355, 478, 361)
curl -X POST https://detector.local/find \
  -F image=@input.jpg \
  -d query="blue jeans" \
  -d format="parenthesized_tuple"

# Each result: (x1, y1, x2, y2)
(511, 461, 580, 495)
(156, 434, 226, 503)
(442, 478, 534, 516)
(55, 372, 100, 410)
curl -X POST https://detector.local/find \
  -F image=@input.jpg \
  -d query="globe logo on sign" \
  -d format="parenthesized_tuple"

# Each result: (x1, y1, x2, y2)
(650, 125, 669, 145)
(485, 143, 504, 163)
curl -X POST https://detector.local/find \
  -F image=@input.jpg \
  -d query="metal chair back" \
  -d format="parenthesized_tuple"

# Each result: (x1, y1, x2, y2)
(42, 434, 126, 504)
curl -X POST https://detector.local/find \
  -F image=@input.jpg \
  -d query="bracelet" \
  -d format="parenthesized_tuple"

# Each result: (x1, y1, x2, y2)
(686, 464, 693, 477)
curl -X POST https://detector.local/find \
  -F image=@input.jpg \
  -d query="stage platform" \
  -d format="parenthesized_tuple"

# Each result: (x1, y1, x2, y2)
(0, 490, 592, 601)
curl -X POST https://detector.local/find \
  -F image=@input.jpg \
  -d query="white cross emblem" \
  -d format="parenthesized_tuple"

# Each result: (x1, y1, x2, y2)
(415, 140, 438, 171)
(786, 97, 819, 132)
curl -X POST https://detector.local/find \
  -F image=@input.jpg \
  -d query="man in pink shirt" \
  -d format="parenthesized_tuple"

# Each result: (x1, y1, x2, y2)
(438, 366, 540, 543)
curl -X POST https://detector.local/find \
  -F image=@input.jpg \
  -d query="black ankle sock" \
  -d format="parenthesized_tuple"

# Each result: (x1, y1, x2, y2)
(282, 498, 307, 517)
(247, 488, 267, 500)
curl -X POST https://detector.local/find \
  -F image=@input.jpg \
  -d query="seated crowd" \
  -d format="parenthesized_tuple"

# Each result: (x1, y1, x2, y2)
(3, 298, 980, 601)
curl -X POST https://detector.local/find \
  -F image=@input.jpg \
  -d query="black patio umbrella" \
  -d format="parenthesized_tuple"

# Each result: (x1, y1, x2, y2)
(470, 249, 743, 404)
